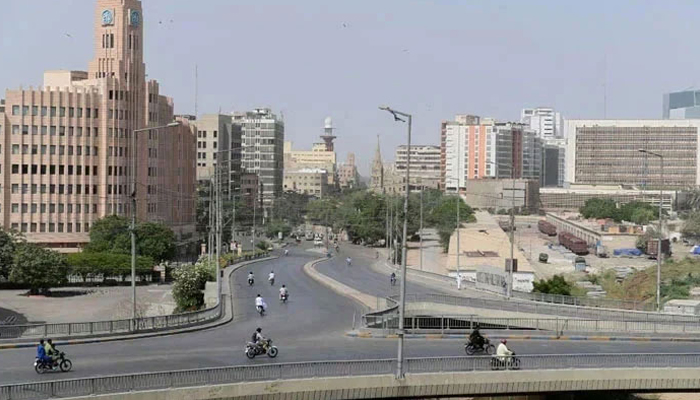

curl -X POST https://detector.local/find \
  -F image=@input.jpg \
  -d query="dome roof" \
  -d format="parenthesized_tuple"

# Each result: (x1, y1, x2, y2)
(324, 117, 333, 129)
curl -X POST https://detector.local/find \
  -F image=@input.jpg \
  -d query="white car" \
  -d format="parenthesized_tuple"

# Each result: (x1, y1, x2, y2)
(314, 239, 323, 247)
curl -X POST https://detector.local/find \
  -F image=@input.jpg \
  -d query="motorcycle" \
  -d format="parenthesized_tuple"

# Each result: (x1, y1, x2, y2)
(390, 276, 396, 286)
(465, 337, 495, 355)
(490, 352, 520, 370)
(280, 293, 289, 303)
(248, 278, 254, 286)
(245, 339, 278, 359)
(34, 352, 72, 374)
(269, 278, 275, 286)
(257, 305, 265, 316)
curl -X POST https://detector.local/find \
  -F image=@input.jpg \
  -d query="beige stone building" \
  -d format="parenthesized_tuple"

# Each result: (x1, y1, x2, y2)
(0, 0, 196, 252)
(338, 153, 359, 189)
(283, 168, 329, 198)
(284, 141, 337, 186)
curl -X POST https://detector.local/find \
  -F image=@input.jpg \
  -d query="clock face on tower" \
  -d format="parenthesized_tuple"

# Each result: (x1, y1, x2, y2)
(130, 10, 140, 27)
(101, 9, 113, 26)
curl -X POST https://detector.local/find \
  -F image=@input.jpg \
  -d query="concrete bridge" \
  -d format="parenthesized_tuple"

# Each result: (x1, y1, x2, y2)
(5, 354, 700, 400)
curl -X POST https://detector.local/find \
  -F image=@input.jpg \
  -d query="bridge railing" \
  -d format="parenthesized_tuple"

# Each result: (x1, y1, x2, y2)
(402, 293, 700, 323)
(3, 354, 700, 400)
(365, 314, 700, 335)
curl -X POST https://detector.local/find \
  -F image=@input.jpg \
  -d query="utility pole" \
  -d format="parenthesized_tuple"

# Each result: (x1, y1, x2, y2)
(385, 191, 389, 255)
(419, 184, 424, 271)
(215, 162, 222, 299)
(389, 198, 394, 263)
(508, 159, 515, 299)
(456, 128, 462, 289)
(208, 177, 213, 266)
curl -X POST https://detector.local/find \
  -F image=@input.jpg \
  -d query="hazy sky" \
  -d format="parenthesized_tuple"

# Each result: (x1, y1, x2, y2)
(2, 1, 699, 175)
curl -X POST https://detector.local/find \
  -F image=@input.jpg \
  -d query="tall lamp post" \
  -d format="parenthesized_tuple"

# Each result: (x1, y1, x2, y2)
(379, 105, 411, 379)
(638, 149, 664, 312)
(131, 122, 180, 321)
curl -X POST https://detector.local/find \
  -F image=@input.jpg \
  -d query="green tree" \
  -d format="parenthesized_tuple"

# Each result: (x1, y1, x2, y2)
(579, 198, 619, 221)
(429, 195, 475, 252)
(0, 229, 22, 280)
(9, 244, 69, 294)
(682, 211, 700, 242)
(532, 275, 572, 296)
(630, 208, 656, 225)
(66, 252, 154, 282)
(135, 222, 176, 262)
(172, 262, 212, 312)
(86, 216, 176, 262)
(265, 220, 292, 239)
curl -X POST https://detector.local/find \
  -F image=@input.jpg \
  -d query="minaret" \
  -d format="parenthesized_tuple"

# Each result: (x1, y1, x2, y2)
(321, 117, 337, 151)
(370, 135, 384, 192)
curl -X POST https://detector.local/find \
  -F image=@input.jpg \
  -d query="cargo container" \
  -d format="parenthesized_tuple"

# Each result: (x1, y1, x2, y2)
(559, 232, 589, 255)
(537, 220, 557, 236)
(646, 238, 671, 259)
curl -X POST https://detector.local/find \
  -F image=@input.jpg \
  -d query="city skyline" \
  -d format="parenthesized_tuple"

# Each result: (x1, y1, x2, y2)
(4, 1, 700, 174)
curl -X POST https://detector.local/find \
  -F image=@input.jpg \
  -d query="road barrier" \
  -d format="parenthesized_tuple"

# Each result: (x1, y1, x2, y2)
(0, 253, 270, 340)
(4, 353, 700, 399)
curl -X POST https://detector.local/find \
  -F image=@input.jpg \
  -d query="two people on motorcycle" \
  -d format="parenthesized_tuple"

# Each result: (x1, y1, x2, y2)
(37, 339, 58, 368)
(279, 285, 288, 301)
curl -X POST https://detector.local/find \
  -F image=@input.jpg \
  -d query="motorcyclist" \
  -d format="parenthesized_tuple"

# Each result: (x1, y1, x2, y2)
(279, 285, 288, 300)
(390, 272, 396, 285)
(255, 294, 265, 313)
(248, 272, 254, 284)
(251, 327, 267, 350)
(469, 324, 485, 349)
(346, 257, 352, 266)
(284, 249, 289, 256)
(44, 339, 57, 368)
(496, 339, 513, 361)
(36, 339, 51, 367)
(268, 271, 275, 285)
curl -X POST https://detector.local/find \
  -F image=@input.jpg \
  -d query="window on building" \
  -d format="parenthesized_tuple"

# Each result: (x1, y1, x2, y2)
(59, 107, 65, 117)
(12, 105, 19, 115)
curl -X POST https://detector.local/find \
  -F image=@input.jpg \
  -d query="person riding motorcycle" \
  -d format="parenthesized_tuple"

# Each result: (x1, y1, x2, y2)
(255, 294, 265, 314)
(251, 327, 268, 351)
(390, 272, 396, 285)
(268, 271, 275, 282)
(279, 285, 288, 300)
(36, 339, 52, 367)
(248, 272, 254, 284)
(284, 249, 289, 256)
(469, 324, 485, 349)
(346, 257, 352, 266)
(44, 339, 58, 367)
(496, 339, 513, 361)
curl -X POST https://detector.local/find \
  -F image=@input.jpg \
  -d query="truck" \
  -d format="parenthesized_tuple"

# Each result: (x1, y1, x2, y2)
(537, 220, 557, 236)
(646, 238, 671, 259)
(573, 256, 587, 271)
(559, 232, 589, 255)
(595, 244, 609, 258)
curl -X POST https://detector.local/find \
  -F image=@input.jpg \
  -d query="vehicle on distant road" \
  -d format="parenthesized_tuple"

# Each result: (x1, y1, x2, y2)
(245, 339, 278, 359)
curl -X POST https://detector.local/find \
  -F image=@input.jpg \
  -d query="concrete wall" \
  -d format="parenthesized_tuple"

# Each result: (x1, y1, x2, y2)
(53, 368, 700, 400)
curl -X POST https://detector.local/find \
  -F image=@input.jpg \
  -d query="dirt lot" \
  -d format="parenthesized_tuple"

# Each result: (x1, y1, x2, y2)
(504, 216, 658, 279)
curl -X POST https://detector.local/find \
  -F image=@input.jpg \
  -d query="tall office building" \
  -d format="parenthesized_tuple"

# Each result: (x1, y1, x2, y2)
(394, 145, 441, 190)
(0, 0, 196, 252)
(441, 116, 542, 192)
(338, 153, 359, 189)
(663, 89, 700, 119)
(521, 107, 563, 139)
(565, 119, 700, 189)
(235, 108, 284, 207)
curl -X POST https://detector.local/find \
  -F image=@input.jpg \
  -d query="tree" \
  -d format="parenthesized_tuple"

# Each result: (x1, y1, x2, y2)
(85, 215, 130, 254)
(66, 252, 154, 282)
(86, 216, 176, 262)
(579, 198, 619, 221)
(429, 195, 475, 252)
(630, 208, 656, 225)
(0, 229, 22, 280)
(682, 211, 700, 242)
(172, 262, 212, 312)
(136, 222, 176, 262)
(9, 244, 69, 294)
(532, 275, 572, 296)
(265, 220, 292, 239)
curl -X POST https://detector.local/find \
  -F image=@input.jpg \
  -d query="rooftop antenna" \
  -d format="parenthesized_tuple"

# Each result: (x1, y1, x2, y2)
(603, 53, 607, 119)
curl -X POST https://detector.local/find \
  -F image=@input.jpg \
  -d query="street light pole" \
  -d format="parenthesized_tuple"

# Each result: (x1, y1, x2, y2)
(419, 183, 423, 271)
(639, 149, 664, 312)
(130, 122, 180, 321)
(379, 105, 411, 379)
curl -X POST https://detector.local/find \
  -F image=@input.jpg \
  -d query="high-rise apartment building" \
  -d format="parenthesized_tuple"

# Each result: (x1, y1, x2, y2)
(236, 108, 284, 206)
(338, 153, 359, 189)
(521, 107, 563, 138)
(663, 89, 700, 119)
(565, 119, 700, 189)
(394, 145, 441, 190)
(0, 0, 196, 252)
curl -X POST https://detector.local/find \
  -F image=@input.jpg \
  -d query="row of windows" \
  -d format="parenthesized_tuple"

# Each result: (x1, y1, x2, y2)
(11, 203, 97, 214)
(11, 183, 98, 195)
(11, 164, 98, 176)
(12, 125, 99, 137)
(12, 105, 98, 119)
(10, 222, 92, 234)
(108, 109, 131, 120)
(12, 144, 97, 156)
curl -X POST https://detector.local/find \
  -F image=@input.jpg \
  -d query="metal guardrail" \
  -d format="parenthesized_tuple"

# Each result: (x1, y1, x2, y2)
(402, 293, 700, 323)
(364, 314, 700, 335)
(4, 354, 700, 399)
(0, 253, 270, 340)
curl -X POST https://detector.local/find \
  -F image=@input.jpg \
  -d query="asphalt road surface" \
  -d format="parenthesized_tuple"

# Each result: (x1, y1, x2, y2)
(1, 244, 698, 385)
